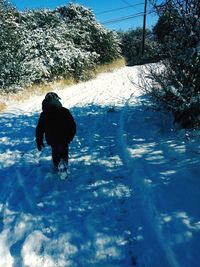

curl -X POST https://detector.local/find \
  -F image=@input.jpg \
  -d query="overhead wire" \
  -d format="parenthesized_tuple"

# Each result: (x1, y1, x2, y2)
(101, 10, 155, 25)
(96, 3, 143, 15)
(96, 1, 157, 26)
(120, 0, 138, 7)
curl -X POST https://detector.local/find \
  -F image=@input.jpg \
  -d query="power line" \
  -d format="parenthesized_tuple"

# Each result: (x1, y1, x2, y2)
(121, 0, 137, 7)
(142, 0, 148, 55)
(96, 3, 143, 15)
(101, 10, 154, 25)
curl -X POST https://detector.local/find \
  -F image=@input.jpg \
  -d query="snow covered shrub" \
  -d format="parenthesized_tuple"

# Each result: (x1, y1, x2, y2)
(0, 2, 121, 92)
(18, 12, 99, 82)
(69, 49, 99, 81)
(90, 27, 121, 64)
(120, 28, 160, 66)
(0, 0, 24, 92)
(147, 0, 200, 128)
(55, 3, 121, 64)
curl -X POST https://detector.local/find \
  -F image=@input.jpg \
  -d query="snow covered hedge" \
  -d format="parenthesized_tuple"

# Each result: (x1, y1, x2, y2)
(146, 0, 200, 128)
(0, 1, 121, 92)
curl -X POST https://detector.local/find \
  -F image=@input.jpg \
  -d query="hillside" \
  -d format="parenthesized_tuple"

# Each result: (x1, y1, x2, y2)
(0, 66, 200, 267)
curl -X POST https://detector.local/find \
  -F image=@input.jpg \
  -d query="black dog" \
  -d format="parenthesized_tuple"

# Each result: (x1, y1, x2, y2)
(36, 92, 76, 168)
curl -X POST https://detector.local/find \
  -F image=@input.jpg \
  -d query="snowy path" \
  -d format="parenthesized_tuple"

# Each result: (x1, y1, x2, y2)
(0, 66, 200, 267)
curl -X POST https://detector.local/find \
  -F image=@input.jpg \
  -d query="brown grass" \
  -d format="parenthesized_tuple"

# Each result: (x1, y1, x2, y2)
(94, 57, 126, 75)
(0, 102, 7, 112)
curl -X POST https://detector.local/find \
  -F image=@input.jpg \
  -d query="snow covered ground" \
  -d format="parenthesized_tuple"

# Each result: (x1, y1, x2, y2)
(0, 65, 200, 267)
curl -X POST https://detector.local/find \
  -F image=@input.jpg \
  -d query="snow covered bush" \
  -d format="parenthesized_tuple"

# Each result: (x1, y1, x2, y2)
(0, 0, 24, 92)
(0, 2, 121, 92)
(120, 28, 159, 66)
(55, 4, 121, 64)
(146, 0, 200, 128)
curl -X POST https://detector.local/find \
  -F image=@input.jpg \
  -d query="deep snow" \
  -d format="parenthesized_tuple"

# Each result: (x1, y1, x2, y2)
(0, 66, 200, 267)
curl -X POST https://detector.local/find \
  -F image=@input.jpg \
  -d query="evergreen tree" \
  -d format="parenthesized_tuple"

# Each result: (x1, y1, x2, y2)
(120, 28, 159, 66)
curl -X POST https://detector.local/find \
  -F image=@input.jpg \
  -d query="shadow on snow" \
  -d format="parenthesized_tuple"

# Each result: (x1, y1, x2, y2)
(123, 95, 200, 266)
(0, 105, 136, 267)
(0, 96, 200, 266)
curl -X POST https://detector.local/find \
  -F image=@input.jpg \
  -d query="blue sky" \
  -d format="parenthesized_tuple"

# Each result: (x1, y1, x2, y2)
(9, 0, 159, 31)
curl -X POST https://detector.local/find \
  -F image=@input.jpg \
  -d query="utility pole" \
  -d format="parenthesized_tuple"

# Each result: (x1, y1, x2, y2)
(142, 0, 147, 55)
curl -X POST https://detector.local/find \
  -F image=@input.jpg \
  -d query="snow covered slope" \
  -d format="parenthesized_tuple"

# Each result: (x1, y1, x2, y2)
(0, 66, 200, 267)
